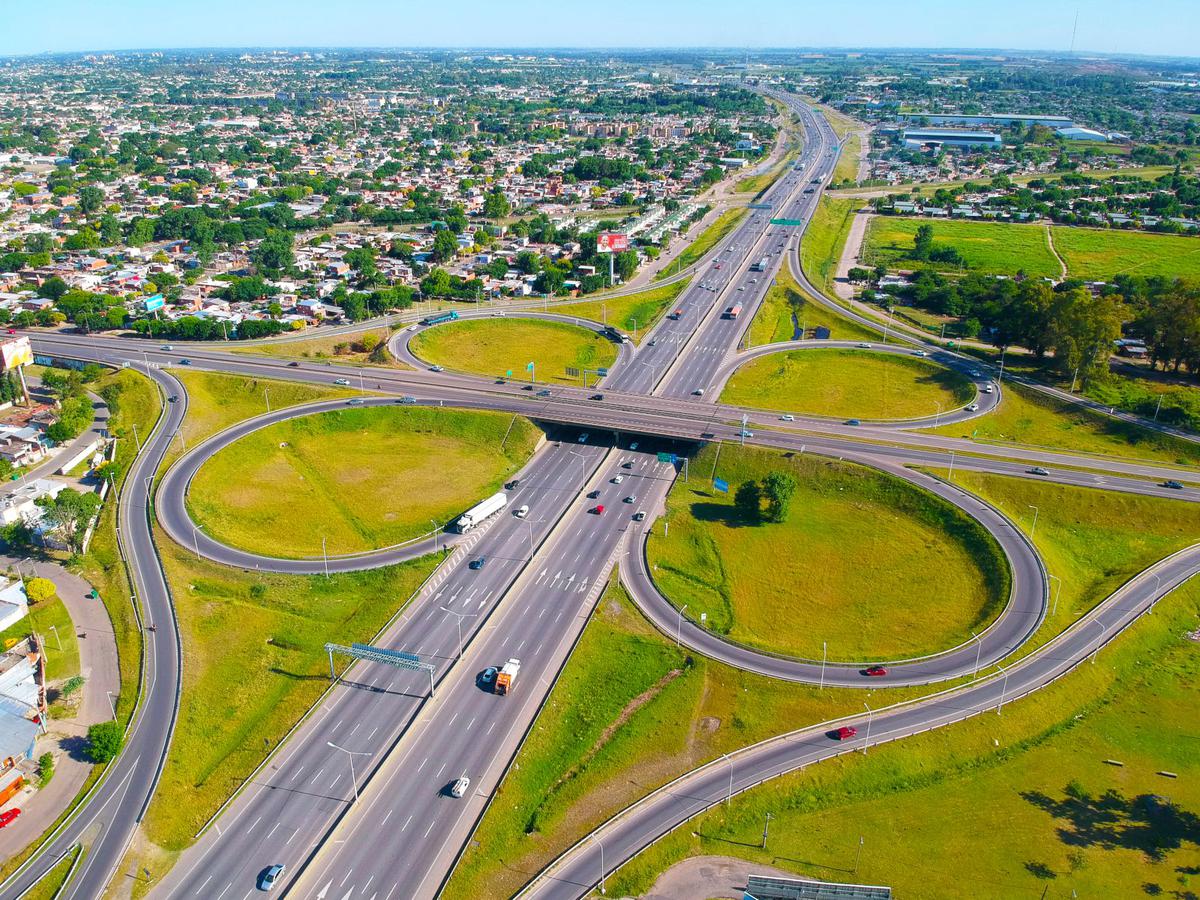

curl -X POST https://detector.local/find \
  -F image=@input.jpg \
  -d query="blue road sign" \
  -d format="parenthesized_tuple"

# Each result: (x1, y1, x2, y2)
(714, 478, 729, 493)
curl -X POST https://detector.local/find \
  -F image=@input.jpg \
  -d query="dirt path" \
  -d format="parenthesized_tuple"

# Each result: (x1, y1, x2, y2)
(642, 855, 805, 900)
(1045, 224, 1068, 280)
(832, 211, 874, 300)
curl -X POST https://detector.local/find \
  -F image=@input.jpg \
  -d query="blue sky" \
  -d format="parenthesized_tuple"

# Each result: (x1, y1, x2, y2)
(4, 0, 1198, 58)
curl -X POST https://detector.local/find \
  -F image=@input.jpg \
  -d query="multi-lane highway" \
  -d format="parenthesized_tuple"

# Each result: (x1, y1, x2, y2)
(3, 91, 1196, 900)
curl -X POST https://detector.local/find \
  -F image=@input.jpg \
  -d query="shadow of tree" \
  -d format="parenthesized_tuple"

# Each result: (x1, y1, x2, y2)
(689, 502, 757, 529)
(1022, 785, 1200, 863)
(1024, 861, 1056, 880)
(58, 733, 92, 763)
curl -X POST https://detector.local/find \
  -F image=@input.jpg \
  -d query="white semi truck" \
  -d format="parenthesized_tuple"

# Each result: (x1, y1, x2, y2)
(455, 491, 508, 532)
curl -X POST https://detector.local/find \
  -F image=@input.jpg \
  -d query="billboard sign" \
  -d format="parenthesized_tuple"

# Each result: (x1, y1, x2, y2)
(143, 293, 165, 312)
(595, 232, 630, 254)
(0, 337, 33, 371)
(713, 478, 729, 494)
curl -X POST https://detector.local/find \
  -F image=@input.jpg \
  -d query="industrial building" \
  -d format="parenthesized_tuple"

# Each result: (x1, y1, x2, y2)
(902, 128, 1003, 150)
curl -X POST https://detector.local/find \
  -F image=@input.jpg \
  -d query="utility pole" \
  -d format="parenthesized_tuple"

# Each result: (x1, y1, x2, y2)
(440, 607, 476, 660)
(762, 811, 774, 849)
(675, 604, 688, 647)
(322, 535, 329, 578)
(854, 835, 864, 873)
(819, 640, 827, 690)
(1028, 505, 1039, 540)
(326, 741, 369, 804)
(862, 701, 873, 755)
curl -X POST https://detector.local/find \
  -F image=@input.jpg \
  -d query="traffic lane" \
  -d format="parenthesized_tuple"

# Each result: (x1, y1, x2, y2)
(161, 443, 613, 898)
(289, 453, 673, 900)
(525, 547, 1200, 900)
(622, 454, 1047, 686)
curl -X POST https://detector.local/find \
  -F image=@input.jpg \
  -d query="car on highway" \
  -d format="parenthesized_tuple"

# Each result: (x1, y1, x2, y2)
(737, 285, 745, 291)
(611, 475, 624, 484)
(1028, 467, 1050, 476)
(914, 350, 928, 357)
(593, 504, 605, 515)
(479, 666, 498, 686)
(578, 433, 588, 443)
(450, 776, 470, 799)
(346, 398, 364, 405)
(623, 495, 635, 504)
(1163, 480, 1185, 490)
(506, 479, 521, 490)
(259, 864, 284, 891)
(621, 460, 634, 468)
(740, 430, 754, 438)
(430, 365, 444, 372)
(162, 344, 174, 351)
(587, 489, 600, 499)
(334, 378, 351, 386)
(4, 329, 14, 335)
(846, 419, 861, 426)
(514, 505, 529, 518)
(179, 358, 191, 365)
(863, 665, 888, 677)
(780, 414, 795, 421)
(857, 342, 872, 349)
(287, 361, 300, 367)
(398, 396, 417, 404)
(830, 726, 858, 741)
(692, 388, 704, 396)
(589, 393, 604, 401)
(648, 339, 658, 346)
(633, 511, 646, 521)
(966, 403, 980, 412)
(536, 389, 551, 397)
(468, 556, 487, 570)
(983, 384, 994, 393)
(630, 442, 639, 450)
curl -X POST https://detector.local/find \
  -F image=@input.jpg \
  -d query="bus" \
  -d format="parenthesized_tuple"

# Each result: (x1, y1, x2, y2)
(420, 311, 460, 327)
(750, 257, 769, 272)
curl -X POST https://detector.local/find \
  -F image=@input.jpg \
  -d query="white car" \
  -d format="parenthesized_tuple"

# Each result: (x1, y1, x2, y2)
(334, 378, 351, 386)
(514, 505, 529, 518)
(914, 350, 928, 357)
(578, 433, 588, 443)
(983, 385, 994, 394)
(630, 442, 639, 450)
(966, 403, 980, 412)
(741, 430, 754, 438)
(780, 414, 795, 421)
(623, 495, 636, 504)
(611, 475, 624, 484)
(857, 343, 872, 349)
(450, 776, 470, 798)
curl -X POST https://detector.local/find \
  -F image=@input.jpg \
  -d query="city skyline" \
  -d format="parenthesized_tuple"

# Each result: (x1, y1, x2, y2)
(3, 0, 1198, 59)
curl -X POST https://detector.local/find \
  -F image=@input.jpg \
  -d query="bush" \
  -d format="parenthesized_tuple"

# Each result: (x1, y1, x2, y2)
(37, 752, 54, 788)
(24, 577, 57, 605)
(60, 675, 85, 698)
(86, 720, 123, 763)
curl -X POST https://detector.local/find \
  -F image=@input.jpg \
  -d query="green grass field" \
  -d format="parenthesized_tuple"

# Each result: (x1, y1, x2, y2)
(864, 217, 1062, 278)
(0, 593, 80, 684)
(408, 318, 617, 385)
(142, 535, 439, 851)
(550, 279, 688, 344)
(610, 576, 1200, 899)
(744, 267, 877, 347)
(445, 577, 931, 900)
(832, 131, 861, 186)
(723, 348, 974, 420)
(655, 208, 749, 281)
(236, 326, 407, 369)
(187, 406, 539, 557)
(1052, 226, 1200, 280)
(800, 197, 861, 296)
(646, 444, 1008, 661)
(924, 379, 1200, 468)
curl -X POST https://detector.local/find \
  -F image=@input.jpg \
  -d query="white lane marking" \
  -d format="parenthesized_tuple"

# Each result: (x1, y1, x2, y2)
(340, 868, 353, 887)
(368, 726, 379, 741)
(215, 883, 232, 900)
(194, 875, 213, 895)
(477, 599, 485, 609)
(310, 767, 325, 785)
(401, 814, 413, 832)
(467, 715, 477, 731)
(267, 821, 281, 840)
(246, 815, 262, 834)
(437, 762, 448, 778)
(424, 820, 437, 839)
(290, 765, 305, 782)
(417, 756, 428, 773)
(487, 721, 496, 736)
(385, 884, 399, 900)
(286, 827, 299, 844)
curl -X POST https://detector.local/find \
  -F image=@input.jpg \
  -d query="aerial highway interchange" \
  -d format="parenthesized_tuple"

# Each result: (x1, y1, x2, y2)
(1, 92, 1196, 900)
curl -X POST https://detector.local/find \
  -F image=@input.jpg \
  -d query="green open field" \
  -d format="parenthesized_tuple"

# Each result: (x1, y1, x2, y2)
(723, 348, 974, 420)
(646, 444, 1008, 661)
(1052, 226, 1200, 280)
(188, 406, 539, 558)
(611, 575, 1200, 899)
(864, 217, 1061, 278)
(925, 379, 1200, 468)
(744, 266, 877, 347)
(141, 532, 439, 851)
(832, 131, 861, 186)
(800, 196, 861, 296)
(409, 318, 617, 385)
(550, 279, 688, 344)
(655, 208, 748, 281)
(236, 326, 407, 368)
(865, 216, 1200, 281)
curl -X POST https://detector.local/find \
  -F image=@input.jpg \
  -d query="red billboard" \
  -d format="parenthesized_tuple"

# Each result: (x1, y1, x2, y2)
(596, 232, 630, 253)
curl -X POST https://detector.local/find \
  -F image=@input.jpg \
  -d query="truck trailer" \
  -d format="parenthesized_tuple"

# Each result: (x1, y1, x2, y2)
(455, 492, 508, 533)
(495, 658, 521, 695)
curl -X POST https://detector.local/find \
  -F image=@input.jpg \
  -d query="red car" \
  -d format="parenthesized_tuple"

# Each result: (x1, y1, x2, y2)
(0, 808, 20, 828)
(831, 726, 857, 741)
(714, 263, 722, 269)
(864, 665, 888, 677)
(594, 505, 605, 515)
(5, 329, 14, 335)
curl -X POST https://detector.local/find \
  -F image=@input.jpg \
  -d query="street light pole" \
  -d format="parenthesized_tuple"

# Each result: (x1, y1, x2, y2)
(1091, 620, 1108, 664)
(675, 604, 688, 647)
(587, 834, 606, 896)
(971, 630, 982, 678)
(862, 702, 873, 755)
(106, 690, 116, 720)
(947, 450, 956, 481)
(1028, 505, 1039, 540)
(440, 606, 476, 660)
(326, 741, 369, 804)
(996, 664, 1010, 714)
(322, 535, 329, 578)
(819, 640, 827, 690)
(1048, 573, 1063, 616)
(431, 519, 439, 554)
(721, 752, 733, 805)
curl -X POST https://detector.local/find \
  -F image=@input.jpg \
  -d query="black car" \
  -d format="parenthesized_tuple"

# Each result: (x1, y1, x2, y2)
(589, 393, 604, 401)
(287, 361, 300, 367)
(587, 489, 601, 499)
(1163, 480, 1185, 490)
(505, 479, 521, 490)
(168, 395, 178, 403)
(468, 556, 487, 570)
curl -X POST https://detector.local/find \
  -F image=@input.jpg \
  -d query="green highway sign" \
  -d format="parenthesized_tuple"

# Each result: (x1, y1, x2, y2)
(770, 218, 804, 226)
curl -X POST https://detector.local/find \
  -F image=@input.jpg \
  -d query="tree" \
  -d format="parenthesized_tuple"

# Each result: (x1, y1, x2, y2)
(431, 229, 459, 263)
(761, 471, 797, 523)
(35, 488, 102, 554)
(912, 224, 935, 261)
(534, 267, 565, 295)
(516, 250, 541, 275)
(253, 229, 294, 274)
(24, 577, 57, 605)
(733, 480, 762, 523)
(1046, 286, 1125, 384)
(77, 185, 104, 216)
(87, 721, 123, 763)
(482, 189, 511, 219)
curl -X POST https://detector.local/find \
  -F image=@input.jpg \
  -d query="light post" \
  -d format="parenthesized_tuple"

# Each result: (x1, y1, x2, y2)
(1048, 573, 1063, 616)
(1028, 505, 1039, 540)
(996, 664, 1010, 714)
(862, 702, 873, 755)
(131, 423, 141, 452)
(106, 690, 116, 720)
(675, 604, 688, 647)
(326, 741, 370, 804)
(1090, 620, 1108, 664)
(947, 450, 956, 481)
(191, 524, 201, 561)
(431, 519, 440, 554)
(322, 535, 329, 578)
(998, 347, 1007, 383)
(587, 834, 606, 895)
(1149, 571, 1162, 614)
(264, 388, 271, 412)
(49, 624, 61, 651)
(934, 401, 943, 428)
(721, 752, 733, 805)
(819, 640, 827, 690)
(971, 630, 982, 678)
(440, 606, 476, 660)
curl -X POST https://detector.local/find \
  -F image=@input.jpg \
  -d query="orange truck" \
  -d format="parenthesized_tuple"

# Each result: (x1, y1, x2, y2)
(495, 658, 521, 696)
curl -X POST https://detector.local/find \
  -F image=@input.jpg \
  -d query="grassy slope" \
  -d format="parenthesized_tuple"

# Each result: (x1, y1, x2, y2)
(409, 318, 617, 385)
(550, 279, 688, 344)
(612, 576, 1200, 899)
(645, 444, 1007, 661)
(187, 407, 539, 557)
(800, 196, 861, 296)
(0, 594, 80, 683)
(744, 266, 877, 347)
(655, 208, 749, 281)
(22, 844, 82, 900)
(832, 132, 861, 185)
(142, 535, 439, 849)
(723, 348, 974, 420)
(447, 474, 1199, 899)
(864, 217, 1061, 278)
(924, 379, 1200, 468)
(235, 326, 407, 368)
